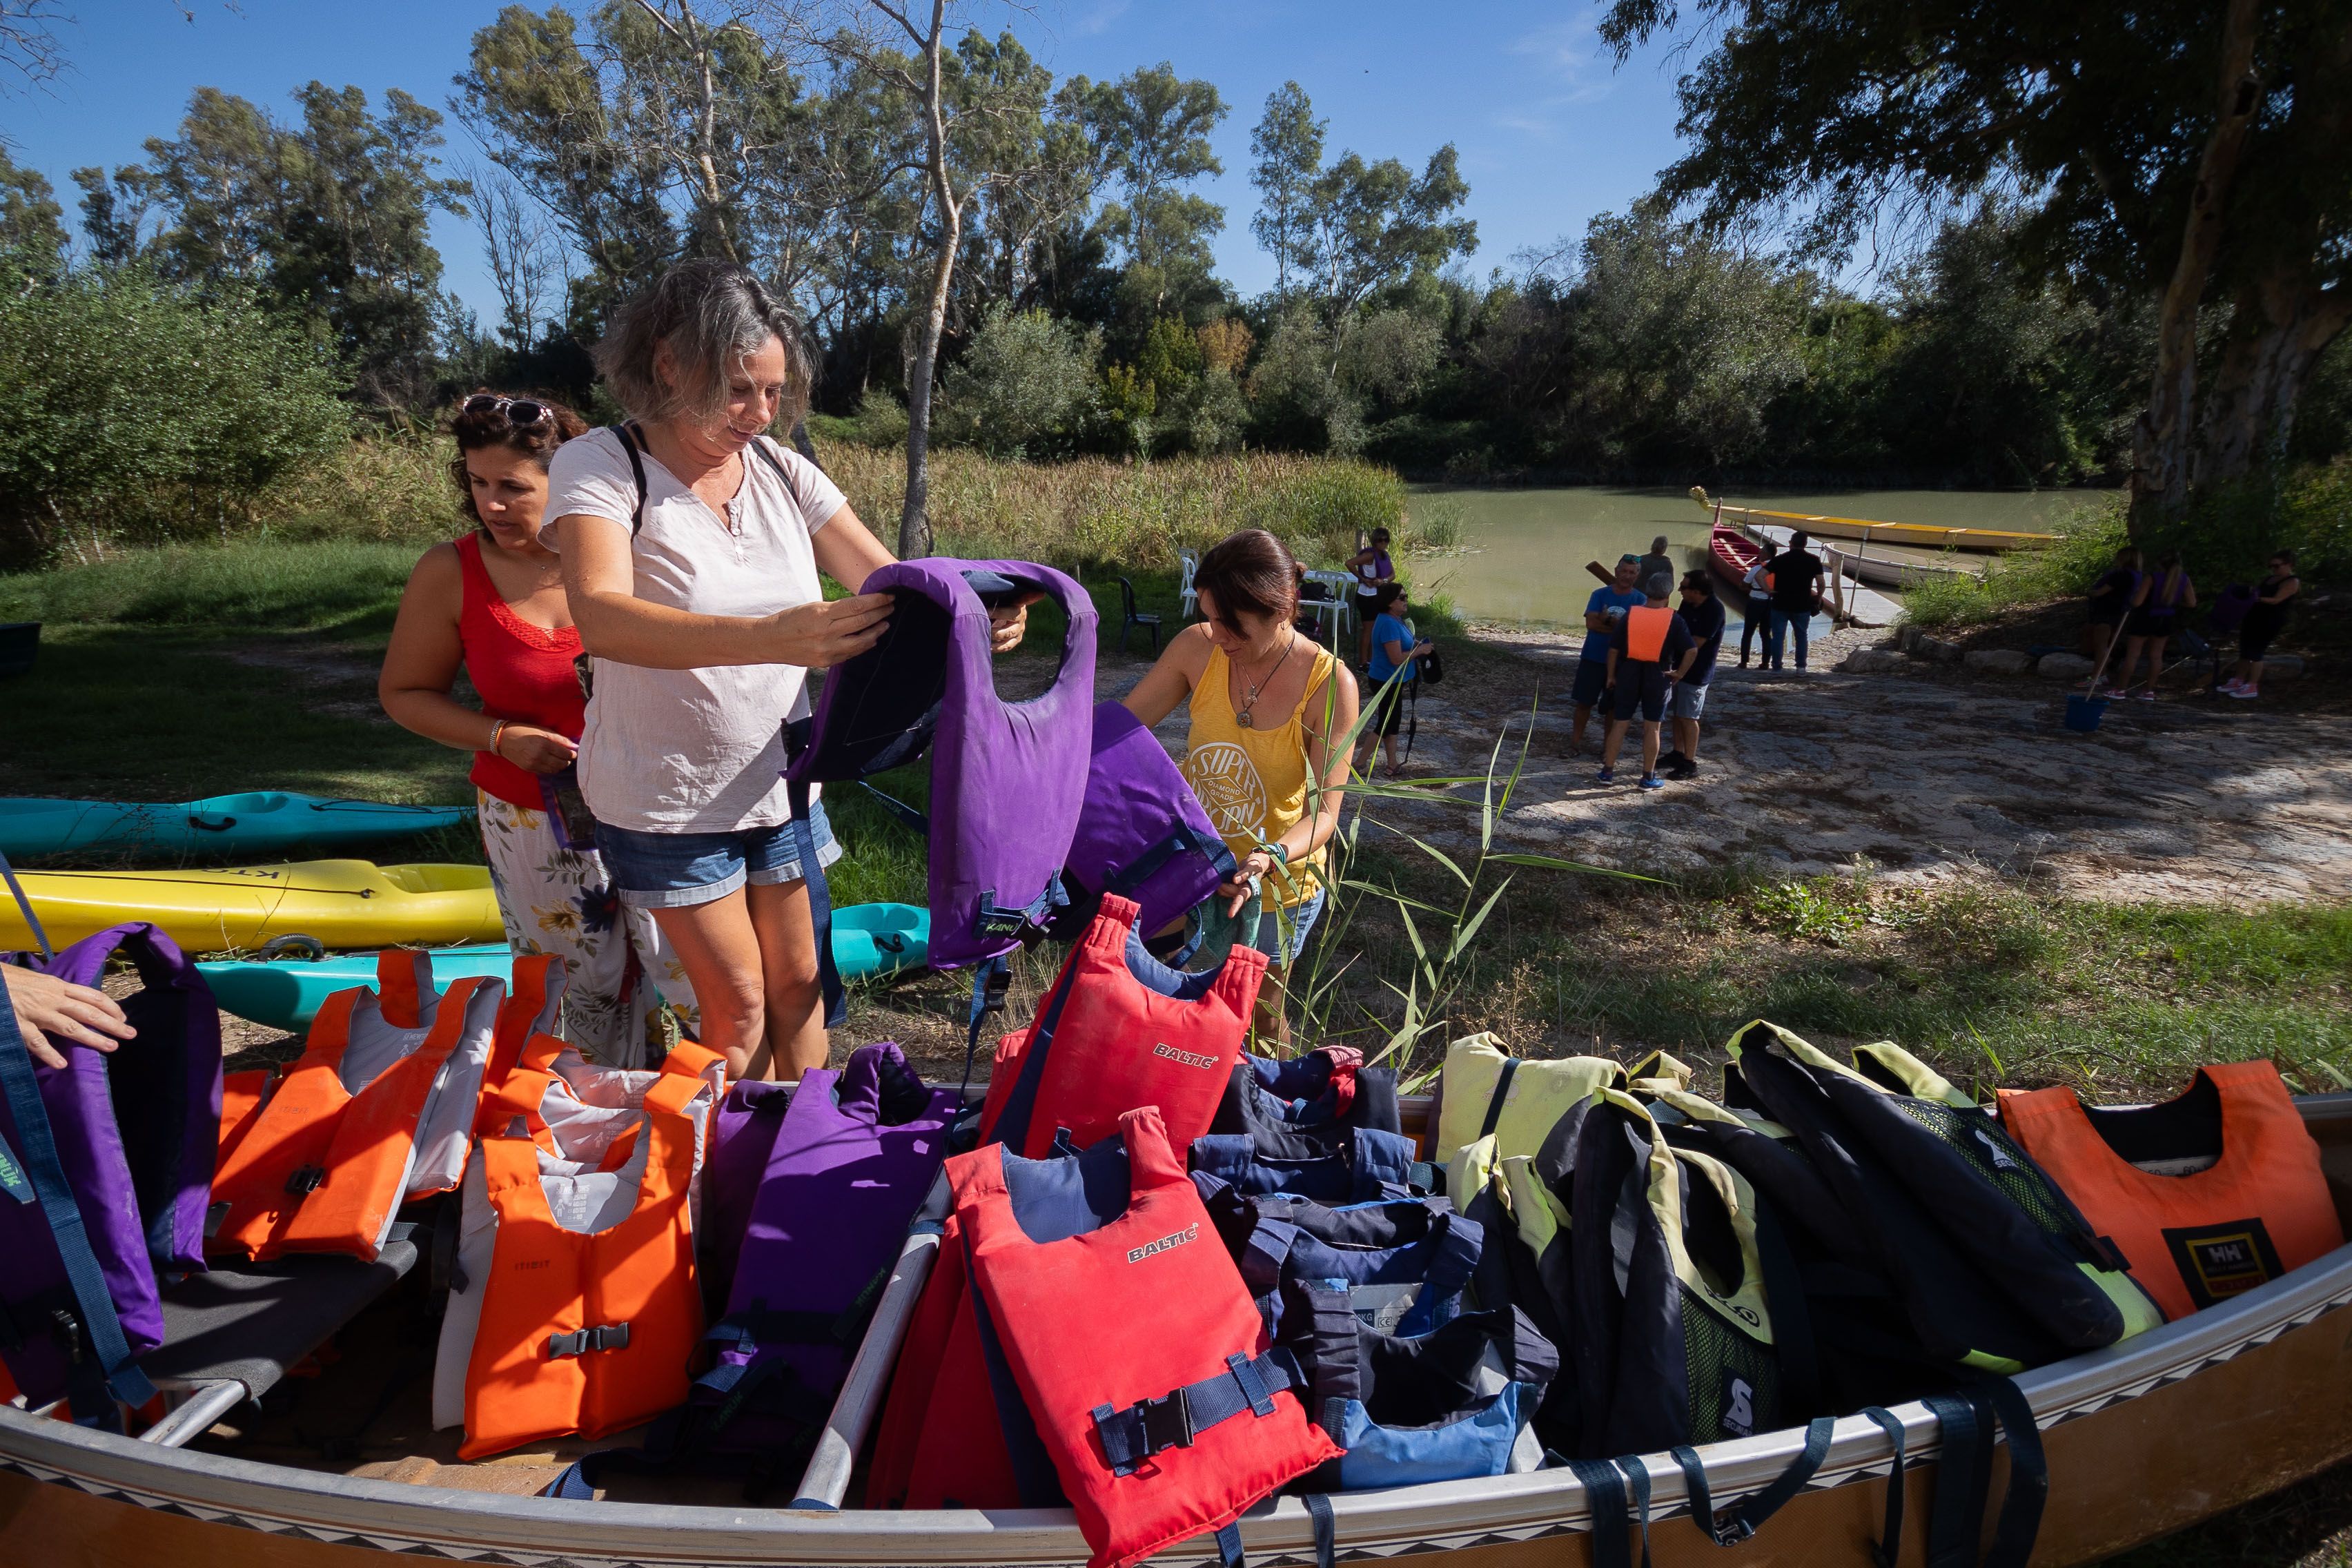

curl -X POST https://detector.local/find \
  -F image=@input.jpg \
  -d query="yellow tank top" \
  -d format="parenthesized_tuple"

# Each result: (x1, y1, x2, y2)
(1183, 640, 1339, 908)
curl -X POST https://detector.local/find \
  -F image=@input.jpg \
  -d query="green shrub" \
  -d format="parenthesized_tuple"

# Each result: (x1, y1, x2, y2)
(1904, 497, 2127, 627)
(0, 255, 351, 566)
(937, 306, 1103, 459)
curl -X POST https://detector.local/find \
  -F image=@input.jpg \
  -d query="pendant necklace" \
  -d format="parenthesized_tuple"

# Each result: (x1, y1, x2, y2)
(1234, 632, 1297, 729)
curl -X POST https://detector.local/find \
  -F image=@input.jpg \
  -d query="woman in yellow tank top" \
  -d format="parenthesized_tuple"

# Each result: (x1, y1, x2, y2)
(1121, 529, 1360, 1043)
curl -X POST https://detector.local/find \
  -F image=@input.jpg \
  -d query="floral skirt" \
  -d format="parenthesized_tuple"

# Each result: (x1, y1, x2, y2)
(476, 790, 699, 1067)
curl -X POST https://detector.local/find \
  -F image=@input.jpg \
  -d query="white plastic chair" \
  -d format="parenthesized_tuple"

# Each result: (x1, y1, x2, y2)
(1300, 569, 1356, 645)
(1177, 549, 1200, 619)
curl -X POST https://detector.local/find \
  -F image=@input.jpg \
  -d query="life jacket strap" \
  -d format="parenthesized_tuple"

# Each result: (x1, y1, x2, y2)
(1856, 1406, 1907, 1568)
(959, 956, 1015, 1110)
(1478, 1057, 1521, 1141)
(1303, 1491, 1337, 1568)
(1667, 1415, 1834, 1546)
(1088, 1346, 1307, 1475)
(547, 1322, 632, 1359)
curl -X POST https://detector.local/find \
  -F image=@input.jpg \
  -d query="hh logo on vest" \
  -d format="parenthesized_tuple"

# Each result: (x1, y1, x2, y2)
(1127, 1224, 1199, 1264)
(2163, 1219, 2286, 1309)
(1153, 1043, 1219, 1070)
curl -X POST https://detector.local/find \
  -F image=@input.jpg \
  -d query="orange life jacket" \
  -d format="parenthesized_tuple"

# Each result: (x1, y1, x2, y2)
(1999, 1061, 2344, 1320)
(208, 951, 502, 1262)
(1625, 605, 1673, 663)
(476, 1026, 725, 1178)
(217, 1067, 277, 1175)
(449, 1068, 707, 1460)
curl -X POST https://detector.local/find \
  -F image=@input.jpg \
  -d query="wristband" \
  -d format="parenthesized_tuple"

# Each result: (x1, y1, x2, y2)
(1257, 840, 1290, 866)
(489, 720, 509, 756)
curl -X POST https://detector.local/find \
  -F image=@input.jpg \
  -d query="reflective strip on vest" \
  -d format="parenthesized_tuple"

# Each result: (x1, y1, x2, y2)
(449, 1069, 706, 1460)
(953, 1109, 1342, 1568)
(1998, 1062, 2342, 1320)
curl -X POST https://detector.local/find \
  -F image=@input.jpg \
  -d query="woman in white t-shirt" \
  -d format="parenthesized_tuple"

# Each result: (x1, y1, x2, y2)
(547, 261, 1026, 1081)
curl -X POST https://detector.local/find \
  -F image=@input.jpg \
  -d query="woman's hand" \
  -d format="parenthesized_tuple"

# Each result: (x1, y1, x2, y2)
(761, 592, 894, 669)
(5, 966, 135, 1071)
(493, 723, 579, 775)
(1221, 848, 1280, 915)
(988, 589, 1046, 654)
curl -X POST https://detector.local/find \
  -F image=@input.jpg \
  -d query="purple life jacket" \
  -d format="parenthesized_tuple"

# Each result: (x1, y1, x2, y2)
(790, 559, 1097, 971)
(1, 923, 216, 1418)
(695, 1041, 956, 1451)
(1050, 700, 1235, 941)
(698, 1077, 795, 1315)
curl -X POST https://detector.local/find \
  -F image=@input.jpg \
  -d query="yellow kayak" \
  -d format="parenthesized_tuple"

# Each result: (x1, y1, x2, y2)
(1691, 489, 2057, 552)
(0, 861, 504, 954)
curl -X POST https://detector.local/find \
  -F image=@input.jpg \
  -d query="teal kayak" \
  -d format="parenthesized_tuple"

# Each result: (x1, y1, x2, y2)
(0, 792, 476, 859)
(195, 902, 933, 1033)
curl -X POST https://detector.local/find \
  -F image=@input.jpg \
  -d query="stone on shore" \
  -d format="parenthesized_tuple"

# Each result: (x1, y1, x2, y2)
(1963, 649, 2035, 676)
(1839, 649, 1906, 674)
(2037, 652, 2097, 680)
(1910, 634, 1965, 664)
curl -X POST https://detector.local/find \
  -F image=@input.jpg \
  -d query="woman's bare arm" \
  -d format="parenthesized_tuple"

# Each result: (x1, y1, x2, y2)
(1122, 622, 1213, 725)
(810, 504, 896, 592)
(559, 511, 894, 670)
(379, 546, 497, 752)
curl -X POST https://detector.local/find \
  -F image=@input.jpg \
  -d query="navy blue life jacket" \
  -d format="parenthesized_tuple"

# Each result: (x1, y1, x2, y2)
(1189, 1120, 1422, 1205)
(1200, 1184, 1483, 1340)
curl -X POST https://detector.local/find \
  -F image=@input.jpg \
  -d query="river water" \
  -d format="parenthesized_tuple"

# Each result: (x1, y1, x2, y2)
(1407, 485, 2110, 629)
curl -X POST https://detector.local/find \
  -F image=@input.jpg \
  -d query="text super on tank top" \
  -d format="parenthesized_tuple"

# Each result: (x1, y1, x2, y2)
(455, 533, 585, 810)
(1184, 639, 1337, 908)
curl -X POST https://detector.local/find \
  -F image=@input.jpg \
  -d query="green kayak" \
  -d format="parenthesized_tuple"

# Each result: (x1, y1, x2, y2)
(0, 792, 476, 859)
(195, 902, 933, 1033)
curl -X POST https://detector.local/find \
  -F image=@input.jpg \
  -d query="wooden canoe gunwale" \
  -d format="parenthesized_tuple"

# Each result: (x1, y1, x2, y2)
(6, 1093, 2350, 1567)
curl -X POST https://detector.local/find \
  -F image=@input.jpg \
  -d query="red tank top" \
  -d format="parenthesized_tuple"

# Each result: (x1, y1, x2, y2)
(455, 533, 585, 810)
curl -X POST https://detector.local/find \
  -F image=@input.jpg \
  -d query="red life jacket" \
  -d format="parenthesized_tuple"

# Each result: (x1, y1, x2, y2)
(209, 952, 502, 1262)
(954, 1108, 1341, 1568)
(1999, 1062, 2343, 1320)
(1625, 605, 1672, 663)
(981, 894, 1266, 1159)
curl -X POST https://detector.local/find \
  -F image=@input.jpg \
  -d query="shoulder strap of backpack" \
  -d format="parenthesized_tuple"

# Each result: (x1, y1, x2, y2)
(608, 422, 649, 536)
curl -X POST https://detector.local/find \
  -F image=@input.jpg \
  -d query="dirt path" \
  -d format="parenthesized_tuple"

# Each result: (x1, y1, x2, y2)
(1088, 625, 2352, 903)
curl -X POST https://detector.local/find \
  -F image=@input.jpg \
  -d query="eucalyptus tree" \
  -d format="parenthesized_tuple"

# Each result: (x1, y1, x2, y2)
(1248, 81, 1324, 298)
(1597, 0, 2352, 527)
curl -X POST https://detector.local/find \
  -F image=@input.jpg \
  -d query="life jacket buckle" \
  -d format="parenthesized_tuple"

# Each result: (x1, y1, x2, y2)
(1136, 1386, 1197, 1455)
(547, 1322, 631, 1359)
(48, 1306, 86, 1364)
(284, 1165, 327, 1197)
(1705, 1509, 1756, 1547)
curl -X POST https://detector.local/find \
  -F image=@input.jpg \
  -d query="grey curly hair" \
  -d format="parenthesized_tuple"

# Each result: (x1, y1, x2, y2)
(591, 259, 814, 427)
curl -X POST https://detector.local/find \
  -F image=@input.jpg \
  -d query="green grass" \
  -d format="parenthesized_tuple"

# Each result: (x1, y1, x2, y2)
(0, 540, 419, 631)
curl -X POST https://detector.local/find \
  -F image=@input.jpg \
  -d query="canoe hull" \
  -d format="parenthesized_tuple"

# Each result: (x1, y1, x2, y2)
(6, 1092, 2350, 1567)
(1705, 503, 2055, 554)
(0, 794, 475, 859)
(0, 861, 504, 954)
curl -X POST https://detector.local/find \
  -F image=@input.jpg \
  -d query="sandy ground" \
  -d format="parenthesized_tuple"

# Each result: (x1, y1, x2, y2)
(1331, 621, 2352, 902)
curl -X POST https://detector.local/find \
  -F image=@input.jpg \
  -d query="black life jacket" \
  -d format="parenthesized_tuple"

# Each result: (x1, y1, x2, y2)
(1567, 1090, 1815, 1461)
(1724, 1022, 2161, 1371)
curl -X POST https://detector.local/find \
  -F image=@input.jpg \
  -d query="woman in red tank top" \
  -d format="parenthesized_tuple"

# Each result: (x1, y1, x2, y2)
(379, 393, 694, 1065)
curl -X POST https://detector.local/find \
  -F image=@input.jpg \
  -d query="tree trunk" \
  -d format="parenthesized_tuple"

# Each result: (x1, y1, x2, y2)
(2128, 0, 2263, 533)
(899, 0, 957, 562)
(2199, 272, 2352, 485)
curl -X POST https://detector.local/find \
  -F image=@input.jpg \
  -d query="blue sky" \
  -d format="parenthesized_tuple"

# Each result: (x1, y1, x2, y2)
(0, 0, 1693, 317)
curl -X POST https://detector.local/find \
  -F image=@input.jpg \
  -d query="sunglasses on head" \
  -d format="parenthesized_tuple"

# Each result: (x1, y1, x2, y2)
(463, 393, 553, 429)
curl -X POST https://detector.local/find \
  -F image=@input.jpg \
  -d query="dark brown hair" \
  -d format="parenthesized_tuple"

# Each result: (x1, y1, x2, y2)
(1194, 529, 1300, 634)
(448, 391, 589, 525)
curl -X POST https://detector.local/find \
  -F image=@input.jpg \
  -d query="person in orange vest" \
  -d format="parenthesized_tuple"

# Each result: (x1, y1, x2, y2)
(1597, 574, 1698, 790)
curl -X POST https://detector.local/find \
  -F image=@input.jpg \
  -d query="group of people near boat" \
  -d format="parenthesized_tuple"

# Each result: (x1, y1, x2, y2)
(353, 258, 1362, 1077)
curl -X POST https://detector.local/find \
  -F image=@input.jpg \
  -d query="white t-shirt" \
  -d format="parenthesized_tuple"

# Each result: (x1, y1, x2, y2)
(545, 430, 847, 834)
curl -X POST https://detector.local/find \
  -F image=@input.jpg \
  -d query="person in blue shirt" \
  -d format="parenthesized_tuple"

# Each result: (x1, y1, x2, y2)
(1658, 571, 1726, 781)
(1360, 582, 1431, 775)
(1570, 555, 1646, 755)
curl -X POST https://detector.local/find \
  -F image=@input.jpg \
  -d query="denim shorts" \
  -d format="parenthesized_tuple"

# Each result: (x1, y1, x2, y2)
(1669, 680, 1710, 721)
(594, 800, 841, 910)
(1250, 887, 1327, 968)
